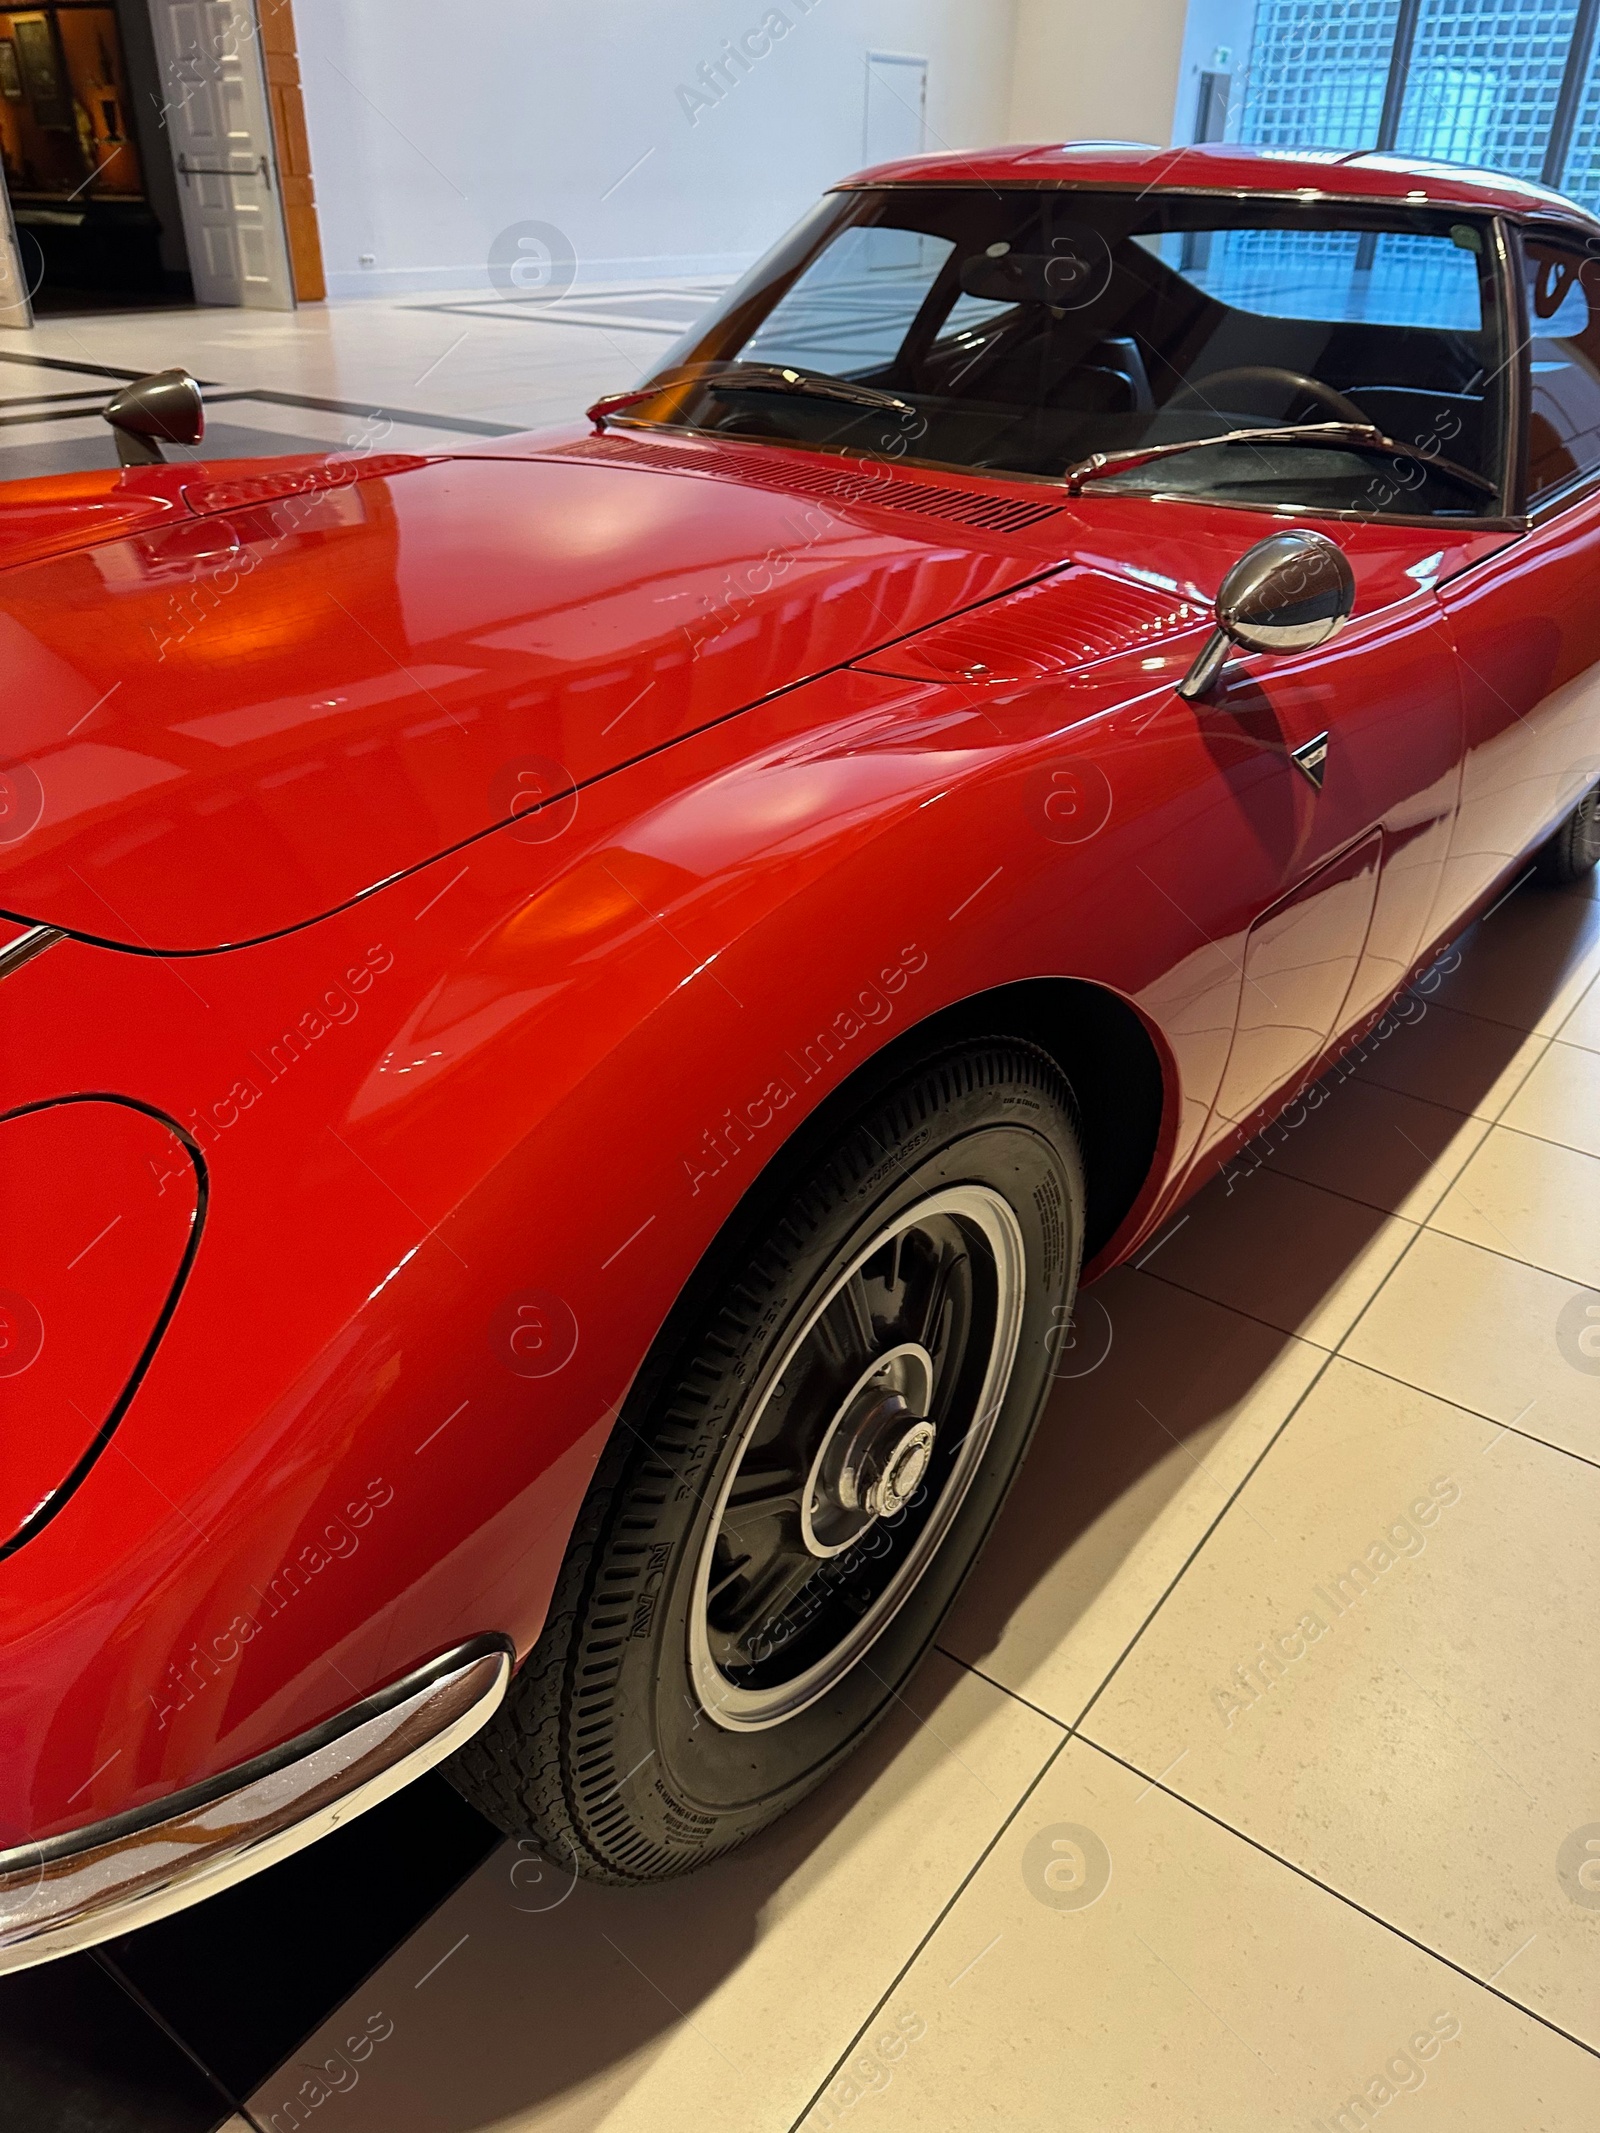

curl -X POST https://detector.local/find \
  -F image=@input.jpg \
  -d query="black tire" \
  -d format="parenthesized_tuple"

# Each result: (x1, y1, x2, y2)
(1532, 781, 1600, 887)
(447, 1041, 1084, 1883)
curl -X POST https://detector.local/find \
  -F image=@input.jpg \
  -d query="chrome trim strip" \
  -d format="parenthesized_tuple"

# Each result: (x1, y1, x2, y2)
(0, 1636, 512, 1975)
(1115, 489, 1526, 534)
(1528, 476, 1600, 526)
(1494, 216, 1529, 518)
(0, 925, 64, 982)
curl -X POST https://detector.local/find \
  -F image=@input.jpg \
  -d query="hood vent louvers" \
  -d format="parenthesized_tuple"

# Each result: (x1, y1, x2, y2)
(546, 434, 1064, 534)
(182, 454, 434, 519)
(855, 570, 1207, 685)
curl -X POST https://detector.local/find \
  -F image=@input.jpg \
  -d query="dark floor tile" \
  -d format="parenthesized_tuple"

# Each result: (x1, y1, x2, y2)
(104, 1774, 499, 2099)
(0, 1952, 230, 2133)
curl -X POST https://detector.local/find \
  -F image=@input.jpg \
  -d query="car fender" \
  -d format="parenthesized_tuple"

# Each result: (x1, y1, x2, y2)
(0, 654, 1226, 1841)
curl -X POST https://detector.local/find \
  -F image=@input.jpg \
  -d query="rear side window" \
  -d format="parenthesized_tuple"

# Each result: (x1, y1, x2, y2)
(1135, 224, 1484, 331)
(1524, 234, 1600, 504)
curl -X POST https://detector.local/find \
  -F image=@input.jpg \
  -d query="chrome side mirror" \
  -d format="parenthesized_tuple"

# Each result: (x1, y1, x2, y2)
(1177, 529, 1355, 702)
(102, 369, 205, 467)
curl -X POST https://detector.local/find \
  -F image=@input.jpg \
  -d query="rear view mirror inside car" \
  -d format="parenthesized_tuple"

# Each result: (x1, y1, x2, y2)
(958, 239, 1107, 307)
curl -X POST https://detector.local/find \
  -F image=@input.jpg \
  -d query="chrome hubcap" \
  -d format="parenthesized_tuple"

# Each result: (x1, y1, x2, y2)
(802, 1342, 936, 1556)
(689, 1185, 1027, 1733)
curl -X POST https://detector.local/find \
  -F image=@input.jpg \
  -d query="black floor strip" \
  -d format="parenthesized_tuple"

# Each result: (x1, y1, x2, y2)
(238, 390, 518, 437)
(0, 1947, 228, 2133)
(101, 1774, 500, 2100)
(0, 357, 519, 440)
(91, 1954, 256, 2132)
(0, 404, 137, 429)
(0, 350, 184, 383)
(0, 1774, 500, 2130)
(0, 424, 339, 482)
(0, 390, 111, 412)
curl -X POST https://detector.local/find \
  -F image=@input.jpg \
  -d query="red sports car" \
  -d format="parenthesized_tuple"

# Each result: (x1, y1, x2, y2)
(2, 143, 1598, 1964)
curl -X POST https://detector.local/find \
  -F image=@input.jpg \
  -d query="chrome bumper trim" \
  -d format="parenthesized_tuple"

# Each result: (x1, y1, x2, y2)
(0, 1636, 511, 1975)
(0, 925, 64, 984)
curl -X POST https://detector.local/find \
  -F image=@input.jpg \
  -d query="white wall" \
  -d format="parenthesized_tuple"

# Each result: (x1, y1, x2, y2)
(1007, 0, 1190, 153)
(295, 0, 1021, 296)
(296, 0, 1206, 298)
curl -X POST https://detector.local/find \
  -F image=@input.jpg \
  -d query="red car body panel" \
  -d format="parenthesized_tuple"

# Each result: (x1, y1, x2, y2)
(0, 1098, 199, 1545)
(1440, 485, 1600, 913)
(0, 448, 1056, 948)
(1, 148, 1597, 1858)
(842, 139, 1593, 223)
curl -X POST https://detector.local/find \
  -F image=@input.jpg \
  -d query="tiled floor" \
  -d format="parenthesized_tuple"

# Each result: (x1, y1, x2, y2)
(3, 295, 1599, 2130)
(0, 281, 721, 476)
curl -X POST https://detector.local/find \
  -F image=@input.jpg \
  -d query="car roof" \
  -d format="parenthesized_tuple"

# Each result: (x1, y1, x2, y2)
(834, 140, 1600, 229)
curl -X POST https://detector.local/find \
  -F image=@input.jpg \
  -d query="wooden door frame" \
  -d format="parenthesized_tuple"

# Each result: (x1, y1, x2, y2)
(254, 0, 324, 301)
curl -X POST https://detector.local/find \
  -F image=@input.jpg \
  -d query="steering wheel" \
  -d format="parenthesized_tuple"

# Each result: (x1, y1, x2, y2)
(1166, 366, 1369, 427)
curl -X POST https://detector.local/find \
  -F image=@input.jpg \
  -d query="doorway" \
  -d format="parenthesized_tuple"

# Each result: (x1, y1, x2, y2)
(0, 0, 321, 320)
(0, 1, 192, 310)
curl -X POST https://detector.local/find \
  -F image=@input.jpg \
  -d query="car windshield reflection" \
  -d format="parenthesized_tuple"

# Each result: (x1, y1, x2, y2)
(624, 189, 1511, 518)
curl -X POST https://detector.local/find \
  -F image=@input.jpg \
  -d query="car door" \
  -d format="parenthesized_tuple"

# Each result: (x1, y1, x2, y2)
(1437, 224, 1600, 920)
(1194, 528, 1470, 1147)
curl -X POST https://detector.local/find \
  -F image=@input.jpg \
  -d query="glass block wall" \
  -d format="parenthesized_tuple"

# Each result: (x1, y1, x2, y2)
(1394, 0, 1579, 177)
(1236, 0, 1402, 149)
(1234, 0, 1600, 210)
(1562, 42, 1600, 204)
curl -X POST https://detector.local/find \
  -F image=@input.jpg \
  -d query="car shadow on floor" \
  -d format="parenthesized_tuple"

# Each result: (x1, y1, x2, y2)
(941, 880, 1600, 1712)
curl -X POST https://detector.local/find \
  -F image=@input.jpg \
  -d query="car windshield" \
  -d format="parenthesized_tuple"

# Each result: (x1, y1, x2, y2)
(626, 188, 1511, 518)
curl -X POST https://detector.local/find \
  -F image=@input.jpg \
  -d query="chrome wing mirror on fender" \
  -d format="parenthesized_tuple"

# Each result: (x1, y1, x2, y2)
(1177, 529, 1355, 702)
(102, 369, 205, 467)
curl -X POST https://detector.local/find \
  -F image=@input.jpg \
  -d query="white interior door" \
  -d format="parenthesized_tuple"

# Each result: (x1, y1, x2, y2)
(148, 0, 294, 309)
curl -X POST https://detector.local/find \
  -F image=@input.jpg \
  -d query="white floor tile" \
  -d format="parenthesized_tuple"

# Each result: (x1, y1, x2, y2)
(807, 1737, 1600, 2131)
(1138, 1164, 1418, 1351)
(1430, 1126, 1600, 1289)
(1429, 894, 1600, 1039)
(1561, 971, 1600, 1053)
(1084, 1360, 1600, 2045)
(1344, 1227, 1600, 1465)
(1499, 1038, 1600, 1160)
(942, 1269, 1327, 1724)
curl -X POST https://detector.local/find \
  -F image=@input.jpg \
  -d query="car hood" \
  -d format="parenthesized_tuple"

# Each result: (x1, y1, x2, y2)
(0, 446, 1055, 951)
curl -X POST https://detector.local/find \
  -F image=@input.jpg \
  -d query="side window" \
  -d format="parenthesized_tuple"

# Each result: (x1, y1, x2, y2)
(1524, 235, 1600, 504)
(742, 224, 955, 379)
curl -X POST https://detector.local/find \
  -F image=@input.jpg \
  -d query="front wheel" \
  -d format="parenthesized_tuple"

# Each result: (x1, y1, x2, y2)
(449, 1042, 1084, 1882)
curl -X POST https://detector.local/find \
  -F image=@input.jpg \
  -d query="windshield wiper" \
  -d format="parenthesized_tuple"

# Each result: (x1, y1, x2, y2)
(586, 363, 918, 432)
(1062, 421, 1499, 500)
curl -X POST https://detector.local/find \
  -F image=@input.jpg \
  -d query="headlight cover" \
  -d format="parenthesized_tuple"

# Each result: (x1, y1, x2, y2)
(0, 1099, 202, 1556)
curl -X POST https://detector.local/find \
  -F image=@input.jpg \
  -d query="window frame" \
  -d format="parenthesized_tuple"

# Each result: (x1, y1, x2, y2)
(1513, 217, 1600, 525)
(622, 183, 1531, 532)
